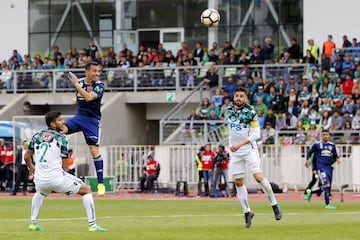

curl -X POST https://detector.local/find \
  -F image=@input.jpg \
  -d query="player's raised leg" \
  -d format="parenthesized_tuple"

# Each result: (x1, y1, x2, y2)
(84, 118, 105, 196)
(248, 149, 282, 221)
(89, 145, 105, 195)
(253, 172, 282, 220)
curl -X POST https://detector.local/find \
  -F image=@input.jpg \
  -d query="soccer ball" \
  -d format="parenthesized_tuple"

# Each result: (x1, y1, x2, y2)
(200, 8, 220, 27)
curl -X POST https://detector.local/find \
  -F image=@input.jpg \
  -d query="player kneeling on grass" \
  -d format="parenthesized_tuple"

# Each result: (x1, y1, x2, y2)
(226, 87, 282, 228)
(24, 111, 107, 232)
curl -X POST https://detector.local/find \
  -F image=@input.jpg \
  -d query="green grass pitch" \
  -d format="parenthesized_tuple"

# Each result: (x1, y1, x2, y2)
(1, 197, 360, 240)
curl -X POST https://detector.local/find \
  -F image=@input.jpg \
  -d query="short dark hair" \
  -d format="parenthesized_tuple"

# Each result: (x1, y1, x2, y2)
(322, 129, 330, 133)
(45, 111, 61, 127)
(234, 86, 247, 94)
(85, 61, 99, 71)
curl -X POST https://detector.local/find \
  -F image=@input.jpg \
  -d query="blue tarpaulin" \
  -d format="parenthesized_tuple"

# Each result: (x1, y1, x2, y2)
(0, 121, 31, 139)
(0, 124, 14, 138)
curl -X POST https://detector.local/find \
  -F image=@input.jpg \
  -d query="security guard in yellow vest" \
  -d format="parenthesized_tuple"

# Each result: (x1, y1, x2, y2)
(195, 146, 204, 196)
(307, 39, 320, 61)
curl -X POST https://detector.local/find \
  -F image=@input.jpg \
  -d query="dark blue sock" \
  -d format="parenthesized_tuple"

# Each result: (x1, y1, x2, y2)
(94, 155, 104, 184)
(324, 187, 330, 205)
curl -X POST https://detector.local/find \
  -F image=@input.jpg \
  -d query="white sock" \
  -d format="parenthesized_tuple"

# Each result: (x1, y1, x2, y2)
(31, 192, 45, 224)
(236, 185, 251, 213)
(83, 193, 97, 227)
(259, 179, 277, 206)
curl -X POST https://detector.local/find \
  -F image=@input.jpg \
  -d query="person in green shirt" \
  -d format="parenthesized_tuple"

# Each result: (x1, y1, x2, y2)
(255, 97, 268, 116)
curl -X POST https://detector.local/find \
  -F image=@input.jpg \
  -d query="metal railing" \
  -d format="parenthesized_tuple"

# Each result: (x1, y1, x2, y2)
(159, 82, 207, 145)
(0, 63, 311, 93)
(266, 129, 360, 146)
(90, 143, 359, 191)
(162, 123, 360, 146)
(331, 47, 360, 60)
(156, 63, 310, 144)
(160, 120, 227, 145)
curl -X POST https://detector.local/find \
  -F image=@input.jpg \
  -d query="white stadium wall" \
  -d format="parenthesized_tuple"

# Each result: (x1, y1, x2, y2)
(303, 0, 360, 53)
(0, 0, 28, 62)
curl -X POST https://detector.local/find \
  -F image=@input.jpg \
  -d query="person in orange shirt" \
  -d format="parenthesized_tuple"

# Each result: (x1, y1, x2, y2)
(322, 35, 336, 70)
(67, 149, 77, 176)
(323, 35, 336, 59)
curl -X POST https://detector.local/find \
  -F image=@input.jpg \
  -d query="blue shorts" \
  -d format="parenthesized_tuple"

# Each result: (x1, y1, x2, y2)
(317, 168, 332, 188)
(65, 114, 101, 145)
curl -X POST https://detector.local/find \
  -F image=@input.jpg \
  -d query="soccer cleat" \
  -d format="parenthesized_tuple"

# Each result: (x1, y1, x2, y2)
(88, 225, 108, 232)
(28, 223, 44, 231)
(272, 204, 282, 220)
(305, 189, 312, 202)
(244, 212, 255, 228)
(325, 204, 336, 210)
(97, 183, 105, 196)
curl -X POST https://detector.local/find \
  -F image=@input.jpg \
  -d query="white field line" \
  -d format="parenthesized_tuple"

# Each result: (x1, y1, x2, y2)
(10, 211, 360, 222)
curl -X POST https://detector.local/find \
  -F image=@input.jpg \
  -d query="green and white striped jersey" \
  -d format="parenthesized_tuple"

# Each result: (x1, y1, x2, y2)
(28, 129, 68, 181)
(226, 103, 260, 154)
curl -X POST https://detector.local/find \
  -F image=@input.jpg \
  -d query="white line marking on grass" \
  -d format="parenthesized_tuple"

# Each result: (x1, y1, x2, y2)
(11, 211, 360, 222)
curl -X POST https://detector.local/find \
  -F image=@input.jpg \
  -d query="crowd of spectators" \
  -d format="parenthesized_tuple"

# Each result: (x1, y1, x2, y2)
(0, 41, 107, 90)
(0, 36, 314, 90)
(1, 34, 360, 144)
(179, 34, 360, 145)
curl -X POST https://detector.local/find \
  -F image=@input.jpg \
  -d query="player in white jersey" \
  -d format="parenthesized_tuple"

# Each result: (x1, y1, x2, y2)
(226, 87, 282, 228)
(24, 111, 107, 232)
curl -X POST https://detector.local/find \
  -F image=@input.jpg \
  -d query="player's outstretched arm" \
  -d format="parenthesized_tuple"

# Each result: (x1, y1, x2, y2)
(68, 72, 98, 102)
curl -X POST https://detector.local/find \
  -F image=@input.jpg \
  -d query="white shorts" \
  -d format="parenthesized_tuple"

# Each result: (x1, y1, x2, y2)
(34, 171, 82, 197)
(229, 148, 262, 179)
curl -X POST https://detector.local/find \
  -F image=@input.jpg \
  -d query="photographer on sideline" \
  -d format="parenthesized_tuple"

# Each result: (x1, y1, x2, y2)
(140, 152, 160, 193)
(211, 145, 230, 197)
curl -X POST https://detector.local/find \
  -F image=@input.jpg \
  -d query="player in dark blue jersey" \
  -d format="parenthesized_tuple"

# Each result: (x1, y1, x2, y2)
(62, 61, 106, 195)
(305, 129, 340, 209)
